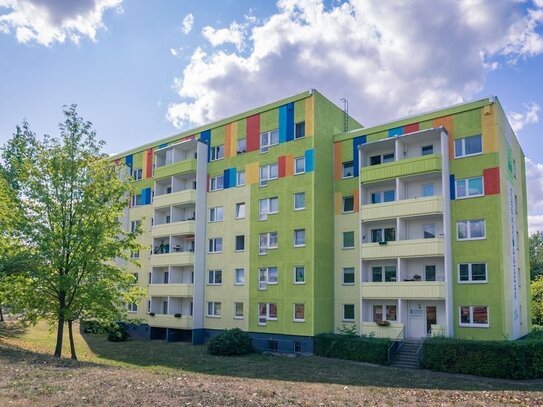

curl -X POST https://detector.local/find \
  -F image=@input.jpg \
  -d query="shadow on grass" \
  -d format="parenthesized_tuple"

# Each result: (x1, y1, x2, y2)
(0, 342, 93, 370)
(80, 333, 543, 392)
(0, 322, 27, 339)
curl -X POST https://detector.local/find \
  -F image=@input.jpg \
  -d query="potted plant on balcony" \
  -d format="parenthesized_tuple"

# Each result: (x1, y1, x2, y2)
(174, 313, 182, 318)
(148, 312, 155, 316)
(377, 320, 390, 327)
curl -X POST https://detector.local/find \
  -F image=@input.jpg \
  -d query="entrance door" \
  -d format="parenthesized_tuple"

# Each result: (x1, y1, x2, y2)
(426, 306, 437, 334)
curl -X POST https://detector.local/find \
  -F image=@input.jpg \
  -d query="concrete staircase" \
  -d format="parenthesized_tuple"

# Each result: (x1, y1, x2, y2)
(389, 339, 423, 369)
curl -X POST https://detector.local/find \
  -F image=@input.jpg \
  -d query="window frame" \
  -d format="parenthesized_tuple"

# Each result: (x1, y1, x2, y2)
(342, 304, 355, 322)
(455, 176, 484, 199)
(207, 301, 221, 318)
(294, 266, 305, 284)
(259, 231, 278, 254)
(342, 267, 355, 285)
(454, 135, 483, 158)
(421, 145, 434, 156)
(234, 302, 244, 319)
(459, 305, 489, 327)
(342, 231, 355, 249)
(293, 192, 306, 210)
(293, 303, 305, 322)
(456, 219, 486, 241)
(258, 267, 279, 286)
(128, 302, 138, 313)
(294, 121, 306, 139)
(210, 144, 225, 162)
(458, 263, 488, 283)
(133, 168, 143, 181)
(342, 161, 354, 179)
(259, 163, 279, 187)
(234, 268, 245, 285)
(209, 206, 224, 223)
(208, 237, 223, 253)
(259, 196, 279, 220)
(260, 129, 279, 153)
(294, 156, 306, 175)
(131, 194, 142, 207)
(209, 175, 224, 191)
(235, 235, 245, 252)
(294, 229, 306, 247)
(342, 196, 354, 213)
(370, 189, 395, 204)
(258, 302, 278, 324)
(236, 138, 247, 155)
(208, 269, 222, 285)
(236, 170, 246, 187)
(421, 183, 435, 197)
(235, 202, 246, 219)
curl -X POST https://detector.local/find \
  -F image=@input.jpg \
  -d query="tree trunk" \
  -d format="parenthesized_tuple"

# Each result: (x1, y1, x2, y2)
(68, 320, 77, 360)
(54, 315, 65, 358)
(0, 305, 4, 322)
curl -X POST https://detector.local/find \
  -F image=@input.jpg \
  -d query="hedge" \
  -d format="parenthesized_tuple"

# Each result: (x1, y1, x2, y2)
(208, 328, 253, 356)
(314, 333, 392, 364)
(421, 337, 543, 379)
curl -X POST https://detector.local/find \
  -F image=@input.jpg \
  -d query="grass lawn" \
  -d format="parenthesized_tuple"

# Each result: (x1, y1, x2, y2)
(1, 321, 543, 406)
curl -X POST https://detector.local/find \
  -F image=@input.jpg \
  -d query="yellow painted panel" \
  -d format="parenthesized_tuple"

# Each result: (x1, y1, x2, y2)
(154, 159, 197, 179)
(361, 238, 444, 259)
(334, 192, 342, 215)
(230, 121, 238, 156)
(148, 283, 193, 297)
(148, 315, 193, 329)
(246, 162, 259, 184)
(361, 196, 443, 222)
(482, 104, 498, 153)
(360, 155, 441, 184)
(361, 282, 446, 300)
(153, 190, 196, 208)
(305, 97, 314, 137)
(151, 221, 195, 238)
(150, 252, 195, 267)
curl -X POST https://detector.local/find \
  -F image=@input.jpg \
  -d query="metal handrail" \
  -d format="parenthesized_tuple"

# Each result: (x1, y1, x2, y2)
(416, 334, 431, 366)
(387, 327, 405, 364)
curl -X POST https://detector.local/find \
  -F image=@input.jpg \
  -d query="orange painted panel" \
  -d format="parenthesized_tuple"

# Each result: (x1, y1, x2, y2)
(224, 123, 232, 158)
(305, 97, 314, 137)
(432, 116, 454, 160)
(334, 143, 342, 180)
(285, 154, 294, 177)
(353, 188, 360, 213)
(246, 162, 259, 185)
(144, 148, 153, 178)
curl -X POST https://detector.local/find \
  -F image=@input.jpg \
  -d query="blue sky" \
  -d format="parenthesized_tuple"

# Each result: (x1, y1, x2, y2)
(1, 0, 543, 229)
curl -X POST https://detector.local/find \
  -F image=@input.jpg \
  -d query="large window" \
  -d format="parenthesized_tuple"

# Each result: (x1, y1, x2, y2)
(236, 170, 246, 186)
(260, 163, 278, 186)
(294, 192, 305, 210)
(294, 266, 305, 284)
(456, 176, 484, 199)
(457, 220, 486, 240)
(209, 207, 223, 222)
(343, 304, 355, 321)
(133, 168, 143, 181)
(459, 306, 488, 327)
(342, 267, 355, 284)
(343, 196, 354, 213)
(128, 303, 138, 312)
(209, 175, 224, 191)
(422, 183, 435, 197)
(237, 138, 246, 154)
(423, 223, 436, 239)
(259, 196, 278, 220)
(454, 135, 482, 158)
(259, 267, 278, 287)
(259, 231, 278, 254)
(235, 235, 245, 251)
(370, 153, 394, 166)
(373, 305, 396, 322)
(210, 145, 224, 161)
(131, 194, 142, 207)
(371, 190, 395, 204)
(208, 237, 223, 253)
(342, 231, 354, 248)
(207, 302, 221, 317)
(234, 302, 244, 319)
(293, 304, 305, 322)
(371, 227, 395, 243)
(260, 129, 279, 153)
(342, 161, 354, 178)
(294, 157, 306, 175)
(458, 263, 487, 283)
(208, 269, 222, 285)
(235, 202, 246, 219)
(234, 268, 245, 285)
(372, 266, 397, 282)
(294, 229, 306, 247)
(258, 303, 278, 324)
(295, 122, 305, 139)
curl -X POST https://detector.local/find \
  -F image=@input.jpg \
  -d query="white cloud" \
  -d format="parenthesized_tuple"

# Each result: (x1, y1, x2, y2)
(202, 21, 246, 51)
(508, 102, 540, 133)
(170, 47, 177, 56)
(0, 0, 123, 46)
(182, 13, 193, 34)
(167, 0, 543, 130)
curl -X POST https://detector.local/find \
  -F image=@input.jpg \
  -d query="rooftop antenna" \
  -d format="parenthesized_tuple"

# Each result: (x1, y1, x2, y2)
(340, 98, 349, 132)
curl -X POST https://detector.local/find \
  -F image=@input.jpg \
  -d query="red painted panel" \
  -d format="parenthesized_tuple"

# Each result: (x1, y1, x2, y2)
(403, 122, 420, 135)
(278, 155, 286, 178)
(484, 167, 500, 195)
(145, 148, 153, 178)
(246, 114, 260, 152)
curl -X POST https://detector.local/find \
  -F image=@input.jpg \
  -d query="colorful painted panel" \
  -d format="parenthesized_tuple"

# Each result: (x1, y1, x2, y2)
(246, 114, 260, 152)
(484, 167, 500, 195)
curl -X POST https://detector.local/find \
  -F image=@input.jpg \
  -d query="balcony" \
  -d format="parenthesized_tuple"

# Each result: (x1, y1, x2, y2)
(147, 283, 193, 297)
(361, 238, 444, 260)
(361, 281, 446, 300)
(361, 154, 442, 184)
(360, 322, 404, 339)
(147, 314, 193, 329)
(154, 159, 197, 179)
(361, 196, 443, 222)
(151, 220, 195, 238)
(150, 252, 195, 267)
(153, 189, 196, 208)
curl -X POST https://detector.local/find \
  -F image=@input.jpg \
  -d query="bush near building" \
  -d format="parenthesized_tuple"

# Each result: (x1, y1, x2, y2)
(420, 337, 543, 379)
(207, 328, 253, 356)
(314, 333, 391, 365)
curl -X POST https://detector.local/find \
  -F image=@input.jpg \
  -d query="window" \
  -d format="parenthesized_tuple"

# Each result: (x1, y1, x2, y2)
(295, 122, 305, 139)
(133, 168, 143, 181)
(237, 138, 246, 154)
(294, 266, 305, 284)
(209, 207, 223, 222)
(342, 161, 354, 178)
(235, 202, 246, 219)
(294, 304, 305, 321)
(209, 175, 224, 191)
(423, 224, 436, 239)
(371, 227, 395, 243)
(131, 194, 142, 207)
(236, 170, 246, 186)
(458, 263, 487, 283)
(235, 235, 245, 251)
(207, 302, 221, 317)
(294, 229, 306, 247)
(235, 268, 245, 285)
(210, 144, 224, 161)
(132, 272, 139, 282)
(130, 250, 139, 259)
(457, 220, 486, 240)
(294, 192, 305, 210)
(371, 190, 395, 204)
(293, 341, 302, 353)
(421, 145, 434, 156)
(148, 272, 152, 285)
(258, 303, 278, 324)
(128, 303, 138, 312)
(459, 306, 488, 327)
(456, 176, 484, 199)
(130, 220, 141, 232)
(342, 231, 354, 248)
(260, 129, 279, 153)
(373, 305, 383, 322)
(422, 183, 434, 197)
(260, 163, 278, 186)
(147, 300, 151, 313)
(234, 302, 244, 318)
(454, 135, 482, 158)
(372, 266, 397, 282)
(259, 232, 278, 254)
(342, 267, 355, 284)
(259, 267, 278, 287)
(386, 305, 397, 321)
(370, 153, 394, 166)
(372, 305, 397, 322)
(162, 300, 169, 314)
(259, 197, 278, 220)
(294, 157, 306, 175)
(343, 196, 354, 213)
(425, 265, 436, 281)
(343, 304, 355, 321)
(208, 269, 222, 285)
(208, 237, 223, 253)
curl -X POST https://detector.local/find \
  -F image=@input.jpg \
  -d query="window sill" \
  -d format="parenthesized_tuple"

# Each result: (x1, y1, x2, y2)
(294, 244, 306, 248)
(234, 316, 244, 320)
(457, 237, 486, 241)
(208, 251, 223, 254)
(294, 207, 306, 211)
(342, 211, 354, 214)
(342, 246, 355, 250)
(293, 319, 305, 323)
(206, 315, 221, 319)
(234, 283, 245, 286)
(294, 171, 306, 176)
(294, 282, 306, 285)
(342, 319, 355, 323)
(342, 283, 355, 286)
(458, 280, 488, 284)
(456, 194, 484, 200)
(459, 323, 489, 328)
(454, 152, 483, 159)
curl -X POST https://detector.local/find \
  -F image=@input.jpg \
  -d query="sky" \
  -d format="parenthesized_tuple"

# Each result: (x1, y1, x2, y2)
(1, 0, 543, 230)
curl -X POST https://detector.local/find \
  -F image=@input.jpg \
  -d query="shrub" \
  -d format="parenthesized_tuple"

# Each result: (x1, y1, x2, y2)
(314, 333, 391, 364)
(107, 323, 130, 342)
(208, 328, 253, 356)
(81, 320, 107, 335)
(421, 337, 543, 379)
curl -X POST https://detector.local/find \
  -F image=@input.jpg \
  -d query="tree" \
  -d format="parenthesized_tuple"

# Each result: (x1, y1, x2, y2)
(1, 105, 143, 359)
(529, 231, 543, 281)
(532, 277, 543, 325)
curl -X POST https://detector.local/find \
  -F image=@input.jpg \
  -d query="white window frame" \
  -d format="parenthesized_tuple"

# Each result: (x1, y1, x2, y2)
(209, 207, 223, 222)
(210, 144, 224, 161)
(133, 168, 143, 181)
(234, 268, 245, 285)
(258, 267, 278, 288)
(208, 237, 223, 253)
(259, 232, 278, 254)
(208, 269, 222, 285)
(342, 161, 354, 178)
(369, 153, 395, 166)
(207, 302, 221, 318)
(128, 303, 138, 313)
(258, 302, 278, 325)
(131, 194, 142, 207)
(234, 302, 244, 319)
(260, 129, 279, 153)
(459, 305, 489, 327)
(342, 196, 354, 213)
(455, 176, 484, 199)
(342, 267, 355, 285)
(293, 266, 305, 284)
(294, 229, 306, 247)
(259, 196, 278, 220)
(422, 223, 436, 239)
(294, 192, 305, 210)
(342, 304, 355, 322)
(294, 157, 306, 175)
(235, 202, 246, 219)
(236, 170, 246, 186)
(342, 231, 355, 249)
(370, 190, 395, 204)
(259, 163, 278, 187)
(456, 219, 486, 240)
(421, 183, 435, 197)
(454, 135, 483, 158)
(237, 138, 246, 154)
(209, 175, 224, 191)
(130, 220, 141, 232)
(458, 263, 488, 283)
(293, 303, 305, 322)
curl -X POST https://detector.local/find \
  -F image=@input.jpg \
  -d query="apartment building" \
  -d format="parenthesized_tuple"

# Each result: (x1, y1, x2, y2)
(112, 90, 530, 351)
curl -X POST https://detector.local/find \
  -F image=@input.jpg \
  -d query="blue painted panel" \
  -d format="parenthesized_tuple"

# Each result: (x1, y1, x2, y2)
(158, 143, 168, 149)
(124, 155, 133, 173)
(388, 127, 403, 138)
(142, 187, 152, 205)
(229, 167, 237, 187)
(279, 105, 288, 143)
(450, 174, 456, 200)
(286, 102, 294, 142)
(352, 135, 367, 177)
(200, 130, 211, 162)
(304, 149, 314, 172)
(223, 169, 230, 189)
